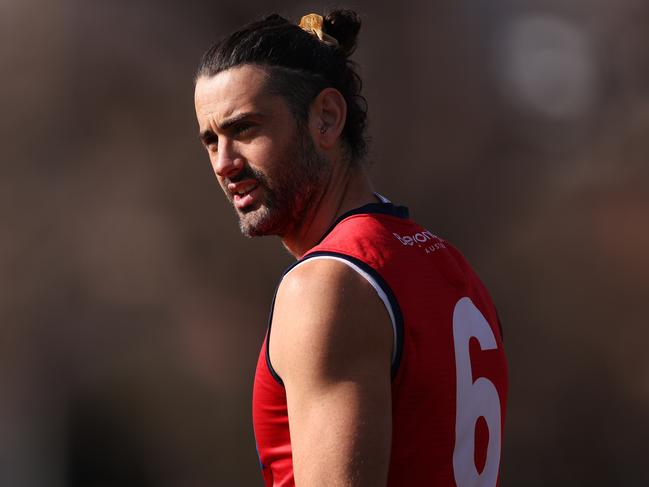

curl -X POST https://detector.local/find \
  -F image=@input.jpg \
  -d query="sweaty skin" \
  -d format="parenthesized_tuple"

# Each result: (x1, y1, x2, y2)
(195, 64, 394, 486)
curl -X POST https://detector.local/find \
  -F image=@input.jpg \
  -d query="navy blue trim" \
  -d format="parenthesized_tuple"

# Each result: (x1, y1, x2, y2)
(315, 200, 409, 246)
(265, 251, 405, 386)
(307, 252, 404, 380)
(265, 198, 408, 386)
(496, 309, 504, 341)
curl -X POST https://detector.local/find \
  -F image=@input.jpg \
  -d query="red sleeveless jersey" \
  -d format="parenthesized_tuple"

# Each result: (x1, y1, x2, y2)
(252, 199, 508, 487)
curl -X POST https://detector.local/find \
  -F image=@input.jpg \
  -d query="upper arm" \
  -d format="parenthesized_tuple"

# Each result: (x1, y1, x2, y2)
(269, 257, 394, 487)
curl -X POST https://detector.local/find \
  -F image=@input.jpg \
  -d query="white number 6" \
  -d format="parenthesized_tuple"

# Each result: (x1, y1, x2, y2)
(452, 297, 502, 487)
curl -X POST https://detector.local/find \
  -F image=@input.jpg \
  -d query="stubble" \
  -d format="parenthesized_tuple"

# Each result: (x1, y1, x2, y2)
(233, 126, 329, 238)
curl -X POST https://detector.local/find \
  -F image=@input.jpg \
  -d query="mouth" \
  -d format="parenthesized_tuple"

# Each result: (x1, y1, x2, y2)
(228, 180, 261, 210)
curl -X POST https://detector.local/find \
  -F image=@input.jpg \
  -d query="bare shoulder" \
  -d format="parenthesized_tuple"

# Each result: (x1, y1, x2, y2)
(276, 257, 376, 314)
(270, 257, 393, 384)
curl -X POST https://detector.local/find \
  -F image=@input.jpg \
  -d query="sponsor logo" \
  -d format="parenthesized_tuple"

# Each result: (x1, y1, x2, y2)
(393, 230, 446, 253)
(393, 230, 436, 246)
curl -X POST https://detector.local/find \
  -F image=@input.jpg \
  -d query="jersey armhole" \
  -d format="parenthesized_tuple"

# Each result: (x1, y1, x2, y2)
(265, 251, 404, 386)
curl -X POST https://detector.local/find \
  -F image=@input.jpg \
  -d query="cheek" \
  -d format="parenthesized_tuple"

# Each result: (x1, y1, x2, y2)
(247, 134, 287, 165)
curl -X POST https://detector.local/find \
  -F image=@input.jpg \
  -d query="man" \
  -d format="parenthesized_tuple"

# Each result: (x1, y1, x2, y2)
(194, 10, 508, 487)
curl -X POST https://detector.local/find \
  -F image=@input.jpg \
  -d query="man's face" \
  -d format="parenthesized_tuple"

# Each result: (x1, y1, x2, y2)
(194, 64, 328, 237)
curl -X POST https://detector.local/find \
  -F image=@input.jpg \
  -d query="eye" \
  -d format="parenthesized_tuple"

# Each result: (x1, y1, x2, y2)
(201, 133, 218, 152)
(232, 121, 254, 137)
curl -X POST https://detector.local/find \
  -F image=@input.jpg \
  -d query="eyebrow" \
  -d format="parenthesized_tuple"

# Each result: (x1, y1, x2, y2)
(198, 111, 263, 143)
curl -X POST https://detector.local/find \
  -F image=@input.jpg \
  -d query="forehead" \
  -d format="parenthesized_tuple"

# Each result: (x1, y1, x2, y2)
(194, 64, 273, 124)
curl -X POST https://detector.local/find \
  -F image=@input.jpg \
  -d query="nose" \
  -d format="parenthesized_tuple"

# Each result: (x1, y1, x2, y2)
(212, 139, 242, 179)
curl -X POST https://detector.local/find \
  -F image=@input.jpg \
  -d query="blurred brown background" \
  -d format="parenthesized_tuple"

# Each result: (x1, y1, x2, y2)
(2, 0, 648, 485)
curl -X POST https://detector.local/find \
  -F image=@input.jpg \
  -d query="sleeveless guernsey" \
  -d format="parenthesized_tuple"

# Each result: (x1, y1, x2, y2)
(252, 199, 508, 487)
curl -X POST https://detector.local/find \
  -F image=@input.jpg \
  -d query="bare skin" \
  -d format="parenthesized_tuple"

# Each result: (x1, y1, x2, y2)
(271, 260, 393, 486)
(195, 64, 393, 486)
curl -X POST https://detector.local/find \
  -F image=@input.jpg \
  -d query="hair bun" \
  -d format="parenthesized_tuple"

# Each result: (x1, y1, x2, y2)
(323, 9, 361, 57)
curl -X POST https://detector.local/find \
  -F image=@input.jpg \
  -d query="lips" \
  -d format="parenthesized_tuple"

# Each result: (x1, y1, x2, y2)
(228, 180, 261, 210)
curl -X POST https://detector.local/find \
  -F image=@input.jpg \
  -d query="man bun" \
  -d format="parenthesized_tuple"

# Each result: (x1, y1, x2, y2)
(323, 9, 361, 57)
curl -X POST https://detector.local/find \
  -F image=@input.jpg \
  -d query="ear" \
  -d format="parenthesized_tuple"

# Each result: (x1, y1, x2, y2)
(308, 87, 347, 150)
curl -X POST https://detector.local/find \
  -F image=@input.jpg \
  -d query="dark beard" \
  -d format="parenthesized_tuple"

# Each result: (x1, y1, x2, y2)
(232, 126, 329, 238)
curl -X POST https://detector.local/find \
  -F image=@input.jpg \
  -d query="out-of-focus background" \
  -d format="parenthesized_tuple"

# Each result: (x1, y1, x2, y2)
(2, 0, 648, 485)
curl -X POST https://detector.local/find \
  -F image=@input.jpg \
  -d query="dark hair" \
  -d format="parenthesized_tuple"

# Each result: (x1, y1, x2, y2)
(196, 10, 368, 163)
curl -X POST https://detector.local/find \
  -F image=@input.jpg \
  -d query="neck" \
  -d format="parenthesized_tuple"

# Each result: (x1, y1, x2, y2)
(281, 162, 376, 258)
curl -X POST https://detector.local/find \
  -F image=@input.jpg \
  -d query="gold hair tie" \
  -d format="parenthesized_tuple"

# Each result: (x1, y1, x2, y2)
(299, 13, 339, 48)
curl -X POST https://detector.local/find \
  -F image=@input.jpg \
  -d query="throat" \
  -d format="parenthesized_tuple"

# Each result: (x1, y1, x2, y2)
(281, 165, 375, 258)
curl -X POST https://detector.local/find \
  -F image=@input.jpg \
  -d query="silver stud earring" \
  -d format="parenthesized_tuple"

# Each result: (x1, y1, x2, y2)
(319, 124, 327, 135)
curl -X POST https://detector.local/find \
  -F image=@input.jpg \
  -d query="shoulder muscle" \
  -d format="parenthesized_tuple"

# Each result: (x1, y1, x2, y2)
(269, 257, 393, 486)
(270, 256, 392, 388)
